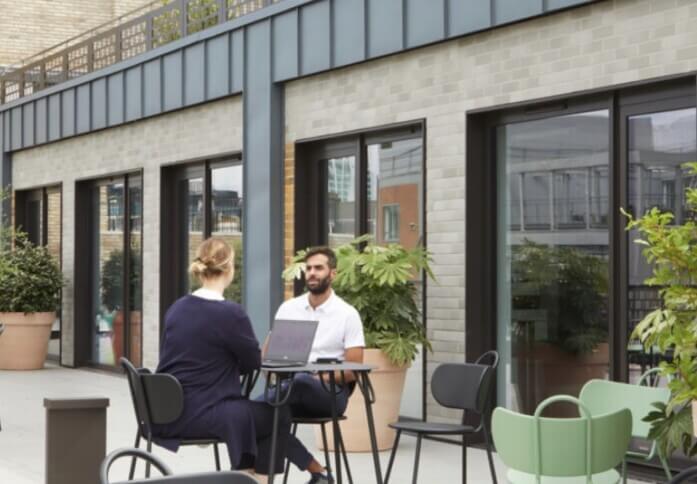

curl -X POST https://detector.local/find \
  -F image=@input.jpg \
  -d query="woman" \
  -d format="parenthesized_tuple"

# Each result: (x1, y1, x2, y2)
(154, 237, 290, 480)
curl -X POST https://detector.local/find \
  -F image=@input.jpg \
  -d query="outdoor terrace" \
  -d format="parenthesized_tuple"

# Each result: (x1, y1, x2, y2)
(0, 0, 281, 105)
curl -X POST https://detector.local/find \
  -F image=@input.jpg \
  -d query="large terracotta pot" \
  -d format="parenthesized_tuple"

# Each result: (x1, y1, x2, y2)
(318, 348, 409, 452)
(0, 312, 56, 370)
(111, 310, 143, 366)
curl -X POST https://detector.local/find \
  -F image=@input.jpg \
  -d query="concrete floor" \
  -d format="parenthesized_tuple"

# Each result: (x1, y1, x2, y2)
(0, 363, 653, 483)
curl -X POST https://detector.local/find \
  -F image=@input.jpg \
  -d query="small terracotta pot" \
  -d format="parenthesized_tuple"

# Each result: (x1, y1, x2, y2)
(0, 312, 56, 370)
(317, 348, 409, 452)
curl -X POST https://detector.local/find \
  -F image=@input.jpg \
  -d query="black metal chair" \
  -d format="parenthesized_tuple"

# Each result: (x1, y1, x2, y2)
(120, 357, 224, 479)
(282, 415, 353, 484)
(669, 466, 697, 483)
(384, 350, 499, 484)
(101, 447, 257, 484)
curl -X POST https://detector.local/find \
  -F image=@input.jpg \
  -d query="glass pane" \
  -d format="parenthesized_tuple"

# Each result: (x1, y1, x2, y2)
(367, 137, 424, 419)
(46, 187, 62, 360)
(367, 138, 423, 249)
(211, 164, 244, 303)
(93, 181, 125, 366)
(497, 110, 610, 416)
(129, 176, 143, 367)
(182, 177, 204, 293)
(627, 108, 696, 384)
(326, 156, 356, 248)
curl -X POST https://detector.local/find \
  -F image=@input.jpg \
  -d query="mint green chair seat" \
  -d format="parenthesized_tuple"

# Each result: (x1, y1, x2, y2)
(579, 370, 672, 481)
(492, 396, 632, 484)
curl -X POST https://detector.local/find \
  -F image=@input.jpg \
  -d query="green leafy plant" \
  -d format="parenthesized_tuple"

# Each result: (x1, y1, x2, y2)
(0, 225, 63, 313)
(283, 235, 435, 366)
(101, 249, 142, 312)
(511, 240, 609, 355)
(625, 162, 697, 458)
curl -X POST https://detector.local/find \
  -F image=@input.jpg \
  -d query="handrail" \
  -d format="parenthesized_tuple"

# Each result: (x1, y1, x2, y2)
(0, 0, 281, 105)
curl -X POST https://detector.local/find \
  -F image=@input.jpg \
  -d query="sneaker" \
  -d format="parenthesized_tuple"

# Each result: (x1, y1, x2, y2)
(306, 472, 334, 484)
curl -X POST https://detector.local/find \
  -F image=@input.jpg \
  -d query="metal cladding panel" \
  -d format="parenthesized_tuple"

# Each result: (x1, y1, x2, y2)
(184, 43, 205, 106)
(272, 10, 299, 81)
(232, 29, 245, 93)
(448, 0, 492, 36)
(144, 59, 162, 117)
(107, 73, 125, 127)
(367, 0, 404, 58)
(406, 0, 445, 47)
(300, 1, 330, 76)
(0, 115, 3, 154)
(61, 89, 75, 138)
(48, 94, 61, 141)
(125, 66, 142, 122)
(91, 78, 107, 130)
(332, 0, 366, 67)
(35, 97, 48, 144)
(494, 0, 543, 25)
(11, 107, 22, 150)
(163, 51, 183, 111)
(2, 113, 8, 153)
(22, 103, 34, 147)
(548, 0, 589, 8)
(206, 35, 230, 99)
(76, 84, 91, 134)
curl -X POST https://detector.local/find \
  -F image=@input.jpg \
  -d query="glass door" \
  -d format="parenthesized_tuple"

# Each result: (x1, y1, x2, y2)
(496, 109, 611, 416)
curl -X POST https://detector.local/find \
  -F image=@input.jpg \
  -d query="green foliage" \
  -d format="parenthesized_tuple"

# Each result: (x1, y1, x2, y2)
(224, 238, 243, 303)
(0, 226, 63, 313)
(511, 240, 609, 354)
(283, 235, 435, 366)
(643, 402, 697, 459)
(100, 249, 142, 311)
(625, 162, 697, 457)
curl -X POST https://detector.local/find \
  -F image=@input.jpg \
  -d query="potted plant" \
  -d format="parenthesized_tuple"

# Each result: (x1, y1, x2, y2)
(510, 240, 609, 416)
(284, 235, 434, 451)
(100, 248, 142, 364)
(624, 162, 697, 459)
(0, 226, 63, 370)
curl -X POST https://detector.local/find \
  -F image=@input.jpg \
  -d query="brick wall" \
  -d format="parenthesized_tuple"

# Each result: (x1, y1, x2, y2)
(0, 0, 153, 68)
(12, 95, 243, 368)
(284, 0, 697, 422)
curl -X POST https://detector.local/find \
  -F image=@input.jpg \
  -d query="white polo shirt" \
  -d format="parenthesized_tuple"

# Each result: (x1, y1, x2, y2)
(275, 290, 365, 363)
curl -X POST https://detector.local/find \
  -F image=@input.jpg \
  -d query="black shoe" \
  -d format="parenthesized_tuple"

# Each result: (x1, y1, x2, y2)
(306, 472, 334, 484)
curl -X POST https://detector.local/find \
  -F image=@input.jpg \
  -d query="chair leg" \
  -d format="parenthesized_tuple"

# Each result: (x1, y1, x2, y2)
(461, 434, 467, 484)
(622, 458, 627, 484)
(320, 423, 332, 476)
(129, 433, 141, 480)
(384, 430, 402, 484)
(338, 430, 353, 484)
(482, 424, 497, 484)
(146, 437, 153, 478)
(213, 443, 221, 471)
(283, 423, 298, 484)
(412, 434, 423, 484)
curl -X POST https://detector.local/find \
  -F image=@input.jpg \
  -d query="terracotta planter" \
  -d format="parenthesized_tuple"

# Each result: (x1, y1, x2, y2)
(318, 348, 409, 452)
(0, 312, 56, 370)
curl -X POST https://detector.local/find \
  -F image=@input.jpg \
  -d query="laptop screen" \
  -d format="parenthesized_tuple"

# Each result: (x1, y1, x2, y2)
(265, 319, 318, 362)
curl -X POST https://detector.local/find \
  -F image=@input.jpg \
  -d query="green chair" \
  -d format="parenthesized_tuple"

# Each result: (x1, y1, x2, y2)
(492, 395, 632, 483)
(579, 369, 672, 482)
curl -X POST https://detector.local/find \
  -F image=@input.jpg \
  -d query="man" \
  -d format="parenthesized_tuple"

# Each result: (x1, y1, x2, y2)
(264, 246, 365, 484)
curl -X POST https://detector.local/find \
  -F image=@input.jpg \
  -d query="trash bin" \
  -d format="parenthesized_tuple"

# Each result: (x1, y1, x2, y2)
(44, 397, 109, 484)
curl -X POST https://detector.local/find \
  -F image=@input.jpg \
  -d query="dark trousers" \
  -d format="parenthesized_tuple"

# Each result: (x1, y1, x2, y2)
(240, 401, 292, 474)
(257, 373, 351, 471)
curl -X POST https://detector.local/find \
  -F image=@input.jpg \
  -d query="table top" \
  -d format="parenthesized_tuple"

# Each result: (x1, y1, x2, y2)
(261, 362, 376, 373)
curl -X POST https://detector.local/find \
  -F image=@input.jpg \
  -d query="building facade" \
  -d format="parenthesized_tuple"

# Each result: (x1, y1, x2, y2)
(3, 1, 697, 470)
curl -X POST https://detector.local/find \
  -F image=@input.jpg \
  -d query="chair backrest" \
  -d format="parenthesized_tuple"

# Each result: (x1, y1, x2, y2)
(121, 357, 153, 436)
(668, 465, 697, 483)
(141, 373, 184, 425)
(474, 350, 500, 369)
(101, 447, 257, 484)
(431, 363, 494, 414)
(579, 378, 669, 439)
(492, 396, 632, 478)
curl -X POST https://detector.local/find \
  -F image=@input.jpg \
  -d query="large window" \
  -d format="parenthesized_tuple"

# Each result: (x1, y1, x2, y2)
(15, 186, 62, 361)
(295, 123, 425, 418)
(161, 157, 243, 319)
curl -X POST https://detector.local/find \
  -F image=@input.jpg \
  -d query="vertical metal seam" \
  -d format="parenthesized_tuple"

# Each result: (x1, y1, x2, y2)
(402, 0, 407, 50)
(203, 39, 209, 101)
(228, 32, 234, 95)
(363, 0, 369, 59)
(329, 0, 335, 69)
(443, 0, 450, 38)
(297, 6, 303, 75)
(160, 56, 165, 113)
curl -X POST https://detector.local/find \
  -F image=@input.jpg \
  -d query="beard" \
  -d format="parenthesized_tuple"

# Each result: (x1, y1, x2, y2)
(306, 274, 332, 295)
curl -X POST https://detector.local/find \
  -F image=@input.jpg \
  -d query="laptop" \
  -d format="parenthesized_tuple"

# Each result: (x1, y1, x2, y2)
(261, 319, 319, 368)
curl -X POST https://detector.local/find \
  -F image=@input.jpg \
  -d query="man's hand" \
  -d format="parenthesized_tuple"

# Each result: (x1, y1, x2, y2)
(317, 347, 364, 384)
